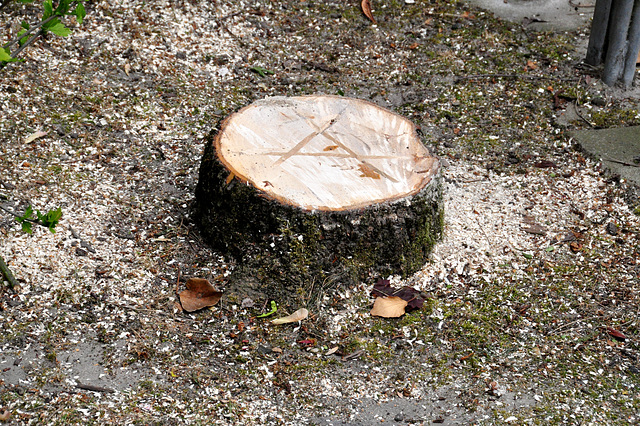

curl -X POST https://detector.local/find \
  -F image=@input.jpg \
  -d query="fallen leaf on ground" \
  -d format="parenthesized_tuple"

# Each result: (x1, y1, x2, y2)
(534, 160, 557, 168)
(178, 278, 222, 312)
(361, 0, 376, 23)
(272, 308, 309, 324)
(325, 346, 339, 356)
(24, 131, 48, 144)
(0, 410, 11, 421)
(372, 278, 426, 311)
(606, 327, 626, 341)
(522, 223, 547, 236)
(371, 296, 408, 318)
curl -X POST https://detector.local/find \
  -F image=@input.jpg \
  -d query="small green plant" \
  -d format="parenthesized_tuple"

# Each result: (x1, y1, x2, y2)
(250, 65, 274, 77)
(14, 205, 62, 233)
(0, 203, 62, 289)
(1, 0, 86, 68)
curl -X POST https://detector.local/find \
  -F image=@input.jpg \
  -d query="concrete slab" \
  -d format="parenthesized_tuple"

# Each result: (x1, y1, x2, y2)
(466, 0, 593, 31)
(571, 126, 640, 187)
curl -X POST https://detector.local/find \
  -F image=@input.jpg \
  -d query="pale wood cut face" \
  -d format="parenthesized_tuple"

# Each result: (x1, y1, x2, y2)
(216, 95, 439, 211)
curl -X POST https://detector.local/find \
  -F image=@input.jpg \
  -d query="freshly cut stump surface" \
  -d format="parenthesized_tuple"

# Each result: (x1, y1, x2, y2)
(216, 96, 438, 211)
(195, 95, 443, 303)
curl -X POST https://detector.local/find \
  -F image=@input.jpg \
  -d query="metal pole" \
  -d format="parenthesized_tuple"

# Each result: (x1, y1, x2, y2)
(622, 0, 640, 86)
(602, 0, 635, 86)
(586, 0, 613, 66)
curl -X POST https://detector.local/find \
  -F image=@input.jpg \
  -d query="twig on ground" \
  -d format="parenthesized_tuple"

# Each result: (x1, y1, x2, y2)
(0, 254, 18, 290)
(76, 382, 115, 393)
(0, 204, 47, 228)
(2, 14, 60, 51)
(601, 156, 640, 168)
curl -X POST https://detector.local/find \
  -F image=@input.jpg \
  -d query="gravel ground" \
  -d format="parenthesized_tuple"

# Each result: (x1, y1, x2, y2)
(1, 0, 640, 424)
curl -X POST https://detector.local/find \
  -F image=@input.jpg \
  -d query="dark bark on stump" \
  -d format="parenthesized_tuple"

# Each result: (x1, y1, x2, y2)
(193, 97, 443, 306)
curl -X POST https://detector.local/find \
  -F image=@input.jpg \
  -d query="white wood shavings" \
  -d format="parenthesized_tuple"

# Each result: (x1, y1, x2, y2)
(0, 0, 639, 424)
(412, 161, 639, 291)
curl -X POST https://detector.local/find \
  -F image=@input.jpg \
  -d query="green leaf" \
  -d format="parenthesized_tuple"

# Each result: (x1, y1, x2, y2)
(15, 205, 34, 233)
(75, 3, 86, 24)
(257, 301, 278, 318)
(40, 207, 62, 233)
(17, 29, 28, 46)
(43, 0, 53, 18)
(523, 252, 533, 259)
(44, 21, 71, 37)
(21, 21, 30, 30)
(21, 221, 33, 234)
(20, 205, 33, 221)
(0, 48, 13, 62)
(55, 0, 72, 15)
(17, 0, 34, 3)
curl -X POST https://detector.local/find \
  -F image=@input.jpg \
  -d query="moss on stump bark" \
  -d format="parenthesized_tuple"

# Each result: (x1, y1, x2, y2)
(193, 96, 443, 306)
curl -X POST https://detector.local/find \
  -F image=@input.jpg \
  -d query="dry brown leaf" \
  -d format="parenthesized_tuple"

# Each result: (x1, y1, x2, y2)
(24, 130, 48, 144)
(637, 49, 640, 64)
(359, 163, 381, 179)
(370, 296, 407, 318)
(325, 346, 339, 356)
(272, 308, 309, 324)
(323, 145, 339, 151)
(361, 0, 376, 23)
(0, 410, 10, 421)
(606, 327, 626, 341)
(179, 278, 222, 312)
(526, 60, 538, 70)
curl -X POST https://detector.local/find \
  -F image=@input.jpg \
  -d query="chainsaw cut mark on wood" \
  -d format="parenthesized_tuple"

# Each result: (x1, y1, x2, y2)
(318, 129, 399, 183)
(272, 111, 343, 167)
(242, 106, 402, 183)
(215, 95, 439, 210)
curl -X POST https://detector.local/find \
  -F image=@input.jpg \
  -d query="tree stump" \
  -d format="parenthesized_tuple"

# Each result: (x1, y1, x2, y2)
(194, 95, 443, 305)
